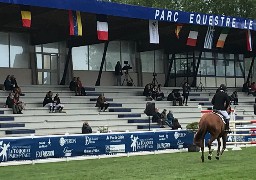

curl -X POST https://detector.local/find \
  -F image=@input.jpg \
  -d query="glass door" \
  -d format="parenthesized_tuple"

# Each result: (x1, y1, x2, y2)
(37, 53, 59, 85)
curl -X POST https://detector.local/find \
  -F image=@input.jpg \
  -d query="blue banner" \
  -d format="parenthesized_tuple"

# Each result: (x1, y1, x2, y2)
(0, 130, 194, 163)
(0, 0, 255, 31)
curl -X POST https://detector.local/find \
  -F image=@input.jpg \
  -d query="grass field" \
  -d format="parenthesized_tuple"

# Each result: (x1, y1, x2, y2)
(0, 147, 256, 180)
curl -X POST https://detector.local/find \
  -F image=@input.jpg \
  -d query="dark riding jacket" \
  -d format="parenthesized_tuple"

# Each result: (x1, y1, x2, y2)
(211, 90, 230, 110)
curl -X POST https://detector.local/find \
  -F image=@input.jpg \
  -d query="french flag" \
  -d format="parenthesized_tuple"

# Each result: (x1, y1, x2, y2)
(97, 15, 108, 41)
(246, 29, 253, 51)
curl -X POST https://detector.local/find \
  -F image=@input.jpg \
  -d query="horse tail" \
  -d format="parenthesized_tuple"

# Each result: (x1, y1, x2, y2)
(194, 123, 206, 147)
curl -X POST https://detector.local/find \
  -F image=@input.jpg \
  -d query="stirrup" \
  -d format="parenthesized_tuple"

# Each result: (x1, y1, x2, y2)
(224, 129, 232, 133)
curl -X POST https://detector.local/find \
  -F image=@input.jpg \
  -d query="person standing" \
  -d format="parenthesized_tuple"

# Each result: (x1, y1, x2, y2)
(182, 82, 190, 106)
(115, 61, 122, 86)
(211, 84, 231, 133)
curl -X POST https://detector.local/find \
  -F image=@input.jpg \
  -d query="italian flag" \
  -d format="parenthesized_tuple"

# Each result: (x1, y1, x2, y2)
(246, 29, 252, 51)
(186, 27, 198, 46)
(216, 28, 229, 48)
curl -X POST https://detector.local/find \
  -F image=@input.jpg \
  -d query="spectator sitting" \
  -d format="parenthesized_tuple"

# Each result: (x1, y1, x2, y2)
(242, 81, 250, 93)
(160, 109, 167, 127)
(82, 121, 92, 134)
(167, 90, 183, 106)
(13, 93, 24, 114)
(5, 93, 21, 114)
(166, 110, 175, 127)
(152, 108, 164, 128)
(10, 75, 24, 96)
(230, 91, 238, 105)
(172, 118, 182, 130)
(157, 84, 164, 100)
(54, 93, 64, 112)
(4, 75, 14, 91)
(143, 84, 152, 98)
(96, 94, 109, 112)
(76, 77, 86, 96)
(43, 91, 55, 113)
(250, 82, 256, 94)
(151, 85, 158, 100)
(69, 77, 78, 94)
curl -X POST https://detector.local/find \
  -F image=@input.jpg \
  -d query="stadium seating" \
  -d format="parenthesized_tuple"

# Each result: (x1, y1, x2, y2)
(0, 85, 254, 137)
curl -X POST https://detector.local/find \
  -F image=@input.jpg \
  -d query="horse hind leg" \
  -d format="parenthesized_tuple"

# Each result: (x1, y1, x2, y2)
(201, 145, 204, 163)
(215, 137, 221, 160)
(207, 135, 217, 160)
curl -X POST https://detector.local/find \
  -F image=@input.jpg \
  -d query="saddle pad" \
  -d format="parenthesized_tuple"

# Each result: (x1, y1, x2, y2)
(212, 112, 226, 124)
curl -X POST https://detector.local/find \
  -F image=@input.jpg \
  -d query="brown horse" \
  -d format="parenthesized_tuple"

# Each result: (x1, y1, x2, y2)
(194, 113, 228, 162)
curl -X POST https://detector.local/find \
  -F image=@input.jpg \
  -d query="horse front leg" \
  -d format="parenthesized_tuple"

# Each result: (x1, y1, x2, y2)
(215, 137, 221, 160)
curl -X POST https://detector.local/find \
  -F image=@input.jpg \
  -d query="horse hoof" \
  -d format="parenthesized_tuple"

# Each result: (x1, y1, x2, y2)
(208, 156, 212, 160)
(215, 156, 220, 160)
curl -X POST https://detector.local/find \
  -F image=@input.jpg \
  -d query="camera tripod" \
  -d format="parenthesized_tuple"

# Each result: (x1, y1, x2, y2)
(196, 71, 206, 91)
(122, 71, 135, 86)
(152, 74, 158, 87)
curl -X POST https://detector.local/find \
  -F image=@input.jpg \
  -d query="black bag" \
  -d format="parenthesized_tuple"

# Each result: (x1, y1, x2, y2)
(254, 104, 256, 115)
(144, 102, 155, 116)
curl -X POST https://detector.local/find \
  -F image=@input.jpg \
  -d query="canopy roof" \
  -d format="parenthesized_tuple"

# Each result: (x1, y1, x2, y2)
(0, 0, 254, 54)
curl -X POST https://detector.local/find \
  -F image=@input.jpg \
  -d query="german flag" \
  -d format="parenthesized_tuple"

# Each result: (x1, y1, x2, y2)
(21, 10, 31, 28)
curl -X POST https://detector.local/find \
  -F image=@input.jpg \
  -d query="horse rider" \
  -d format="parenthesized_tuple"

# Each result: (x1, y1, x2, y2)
(211, 84, 231, 133)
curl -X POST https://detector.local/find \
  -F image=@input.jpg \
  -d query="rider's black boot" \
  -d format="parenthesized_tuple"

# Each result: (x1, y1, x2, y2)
(224, 119, 231, 133)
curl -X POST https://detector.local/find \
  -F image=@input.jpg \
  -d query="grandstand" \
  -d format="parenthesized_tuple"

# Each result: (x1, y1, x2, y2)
(0, 85, 255, 137)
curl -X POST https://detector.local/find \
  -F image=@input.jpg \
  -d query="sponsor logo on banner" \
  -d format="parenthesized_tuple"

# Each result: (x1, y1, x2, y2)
(84, 148, 100, 154)
(248, 138, 256, 141)
(38, 138, 51, 149)
(157, 143, 171, 149)
(63, 147, 73, 157)
(36, 150, 55, 158)
(174, 132, 186, 139)
(8, 145, 31, 159)
(177, 140, 184, 149)
(158, 134, 169, 141)
(105, 144, 125, 153)
(85, 136, 98, 145)
(106, 135, 125, 143)
(0, 141, 10, 161)
(130, 135, 153, 152)
(59, 137, 76, 147)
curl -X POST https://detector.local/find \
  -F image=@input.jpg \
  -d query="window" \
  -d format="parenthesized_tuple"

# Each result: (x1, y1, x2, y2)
(89, 43, 104, 70)
(199, 59, 215, 76)
(10, 33, 30, 68)
(72, 46, 89, 70)
(141, 51, 154, 72)
(106, 41, 120, 71)
(155, 50, 164, 73)
(216, 59, 225, 76)
(0, 32, 9, 67)
(43, 43, 58, 53)
(121, 41, 135, 72)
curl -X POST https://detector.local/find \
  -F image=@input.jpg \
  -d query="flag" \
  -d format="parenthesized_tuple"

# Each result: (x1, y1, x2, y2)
(186, 27, 198, 46)
(21, 10, 31, 28)
(149, 20, 159, 44)
(204, 26, 214, 49)
(175, 24, 183, 39)
(69, 10, 82, 36)
(216, 28, 229, 48)
(246, 29, 252, 51)
(97, 15, 108, 41)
